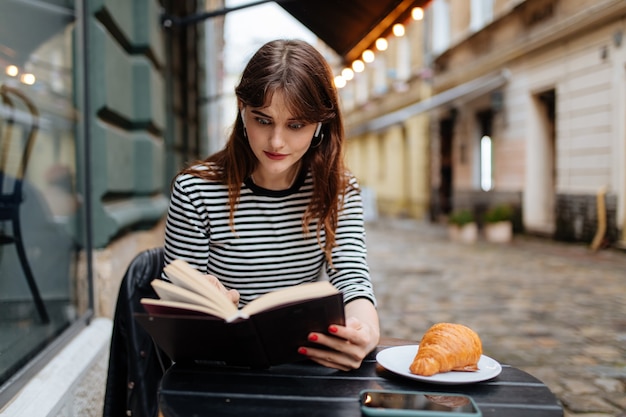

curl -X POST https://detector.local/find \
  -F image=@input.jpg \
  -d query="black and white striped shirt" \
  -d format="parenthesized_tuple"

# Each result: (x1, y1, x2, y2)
(163, 167, 376, 307)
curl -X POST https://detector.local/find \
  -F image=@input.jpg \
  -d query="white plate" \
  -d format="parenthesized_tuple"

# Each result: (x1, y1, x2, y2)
(376, 345, 502, 385)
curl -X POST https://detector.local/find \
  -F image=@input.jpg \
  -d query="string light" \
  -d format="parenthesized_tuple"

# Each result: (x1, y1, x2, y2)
(334, 75, 346, 88)
(375, 38, 388, 51)
(362, 49, 375, 63)
(412, 7, 424, 20)
(352, 60, 365, 73)
(339, 7, 427, 87)
(393, 23, 405, 37)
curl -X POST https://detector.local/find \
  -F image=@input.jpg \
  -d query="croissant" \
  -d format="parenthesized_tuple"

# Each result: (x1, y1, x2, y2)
(409, 323, 482, 376)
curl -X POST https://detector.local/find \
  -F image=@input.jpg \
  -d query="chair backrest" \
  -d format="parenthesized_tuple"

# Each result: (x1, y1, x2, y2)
(103, 247, 169, 417)
(0, 84, 39, 200)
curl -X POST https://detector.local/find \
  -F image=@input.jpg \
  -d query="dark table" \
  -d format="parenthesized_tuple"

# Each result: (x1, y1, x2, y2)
(159, 338, 563, 417)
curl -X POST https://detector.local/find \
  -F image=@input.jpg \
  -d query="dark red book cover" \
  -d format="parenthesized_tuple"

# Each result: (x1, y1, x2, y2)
(134, 292, 345, 368)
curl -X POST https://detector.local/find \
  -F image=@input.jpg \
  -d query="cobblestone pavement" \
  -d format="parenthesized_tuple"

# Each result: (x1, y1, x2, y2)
(365, 218, 626, 417)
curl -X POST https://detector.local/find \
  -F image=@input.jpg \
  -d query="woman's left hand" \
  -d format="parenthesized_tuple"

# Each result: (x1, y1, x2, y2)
(299, 315, 379, 371)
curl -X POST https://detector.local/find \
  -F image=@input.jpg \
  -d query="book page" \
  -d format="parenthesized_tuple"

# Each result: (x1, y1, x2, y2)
(240, 281, 339, 318)
(141, 298, 225, 317)
(164, 260, 238, 318)
(151, 280, 238, 320)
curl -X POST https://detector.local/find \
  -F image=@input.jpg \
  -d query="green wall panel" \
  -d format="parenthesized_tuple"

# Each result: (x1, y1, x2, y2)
(86, 2, 167, 248)
(104, 34, 134, 117)
(105, 127, 134, 192)
(103, 0, 134, 43)
(90, 122, 110, 199)
(151, 69, 165, 129)
(103, 195, 169, 230)
(134, 135, 165, 193)
(146, 0, 165, 65)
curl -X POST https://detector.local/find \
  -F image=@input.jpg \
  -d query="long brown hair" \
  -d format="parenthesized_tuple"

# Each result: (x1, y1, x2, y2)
(181, 39, 349, 264)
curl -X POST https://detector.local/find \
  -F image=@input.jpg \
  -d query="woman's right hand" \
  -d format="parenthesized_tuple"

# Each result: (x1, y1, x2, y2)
(203, 274, 240, 306)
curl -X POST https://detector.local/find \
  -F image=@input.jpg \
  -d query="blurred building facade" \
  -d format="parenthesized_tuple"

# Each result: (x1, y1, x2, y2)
(341, 0, 626, 248)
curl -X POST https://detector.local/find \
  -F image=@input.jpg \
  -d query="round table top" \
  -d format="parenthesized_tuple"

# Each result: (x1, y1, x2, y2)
(159, 339, 563, 417)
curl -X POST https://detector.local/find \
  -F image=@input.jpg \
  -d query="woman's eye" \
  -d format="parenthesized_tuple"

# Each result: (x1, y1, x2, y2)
(289, 123, 305, 130)
(255, 118, 271, 125)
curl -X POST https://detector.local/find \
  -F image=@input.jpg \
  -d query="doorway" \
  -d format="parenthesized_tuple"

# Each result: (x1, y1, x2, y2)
(438, 116, 454, 216)
(526, 89, 556, 234)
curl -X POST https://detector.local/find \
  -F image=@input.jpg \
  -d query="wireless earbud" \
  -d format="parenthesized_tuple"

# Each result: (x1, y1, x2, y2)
(310, 122, 324, 148)
(240, 108, 246, 128)
(313, 122, 322, 138)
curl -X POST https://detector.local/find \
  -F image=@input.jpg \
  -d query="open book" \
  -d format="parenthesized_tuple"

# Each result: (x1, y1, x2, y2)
(135, 259, 345, 368)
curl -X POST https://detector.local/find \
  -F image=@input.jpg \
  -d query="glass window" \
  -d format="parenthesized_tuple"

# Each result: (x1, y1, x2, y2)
(480, 135, 493, 191)
(396, 35, 411, 82)
(432, 0, 451, 55)
(0, 0, 87, 390)
(372, 56, 388, 96)
(354, 71, 369, 106)
(470, 0, 494, 32)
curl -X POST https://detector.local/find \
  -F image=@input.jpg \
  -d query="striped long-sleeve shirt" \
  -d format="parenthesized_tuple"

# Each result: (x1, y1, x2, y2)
(163, 167, 376, 307)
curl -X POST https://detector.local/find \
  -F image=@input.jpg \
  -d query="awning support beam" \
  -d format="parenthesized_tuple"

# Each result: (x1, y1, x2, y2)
(161, 0, 293, 27)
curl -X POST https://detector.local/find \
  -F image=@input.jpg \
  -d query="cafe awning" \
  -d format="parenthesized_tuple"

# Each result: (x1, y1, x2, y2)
(162, 0, 432, 64)
(278, 0, 432, 63)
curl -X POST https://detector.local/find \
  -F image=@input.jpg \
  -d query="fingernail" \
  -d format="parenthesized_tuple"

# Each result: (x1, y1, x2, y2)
(308, 333, 318, 342)
(298, 347, 307, 355)
(329, 325, 338, 333)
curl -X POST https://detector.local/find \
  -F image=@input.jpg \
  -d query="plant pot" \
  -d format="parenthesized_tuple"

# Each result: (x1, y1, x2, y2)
(484, 221, 513, 243)
(448, 222, 478, 243)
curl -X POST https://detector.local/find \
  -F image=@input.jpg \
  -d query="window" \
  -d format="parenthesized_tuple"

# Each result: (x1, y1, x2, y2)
(470, 0, 494, 32)
(0, 0, 88, 395)
(396, 36, 411, 82)
(480, 135, 493, 191)
(432, 0, 451, 55)
(355, 71, 369, 106)
(372, 56, 388, 96)
(477, 110, 493, 191)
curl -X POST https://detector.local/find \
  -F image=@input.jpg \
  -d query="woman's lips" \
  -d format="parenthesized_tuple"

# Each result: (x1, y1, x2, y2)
(264, 151, 288, 160)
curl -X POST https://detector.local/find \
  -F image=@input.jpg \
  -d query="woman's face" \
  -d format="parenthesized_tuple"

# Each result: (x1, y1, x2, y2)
(242, 90, 319, 188)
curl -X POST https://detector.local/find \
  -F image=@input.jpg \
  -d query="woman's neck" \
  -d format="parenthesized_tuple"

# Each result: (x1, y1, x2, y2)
(251, 164, 301, 190)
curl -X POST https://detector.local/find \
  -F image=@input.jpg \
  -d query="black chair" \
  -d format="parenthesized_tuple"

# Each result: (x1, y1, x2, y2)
(0, 84, 48, 323)
(103, 247, 171, 417)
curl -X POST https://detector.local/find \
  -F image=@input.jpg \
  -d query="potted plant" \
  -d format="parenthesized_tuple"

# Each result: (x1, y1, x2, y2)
(447, 209, 478, 243)
(483, 204, 514, 243)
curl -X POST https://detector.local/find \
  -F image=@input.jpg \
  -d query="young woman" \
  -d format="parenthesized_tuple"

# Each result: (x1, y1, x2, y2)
(164, 39, 379, 371)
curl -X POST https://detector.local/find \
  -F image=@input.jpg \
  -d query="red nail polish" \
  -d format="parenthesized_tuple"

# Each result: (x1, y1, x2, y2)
(329, 325, 338, 333)
(308, 333, 318, 342)
(298, 347, 307, 355)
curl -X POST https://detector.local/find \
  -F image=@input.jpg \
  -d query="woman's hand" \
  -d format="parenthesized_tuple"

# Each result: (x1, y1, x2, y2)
(203, 274, 240, 306)
(298, 299, 380, 371)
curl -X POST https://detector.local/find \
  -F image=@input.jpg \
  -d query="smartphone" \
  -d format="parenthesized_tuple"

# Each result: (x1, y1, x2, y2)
(359, 389, 481, 416)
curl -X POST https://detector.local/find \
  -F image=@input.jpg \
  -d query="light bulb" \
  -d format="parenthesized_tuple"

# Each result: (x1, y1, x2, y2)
(393, 23, 405, 37)
(362, 50, 375, 63)
(334, 75, 346, 88)
(375, 38, 388, 51)
(352, 60, 365, 73)
(412, 7, 424, 20)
